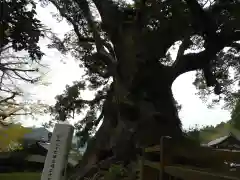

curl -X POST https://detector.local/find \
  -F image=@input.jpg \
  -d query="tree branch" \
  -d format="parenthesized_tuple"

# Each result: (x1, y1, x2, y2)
(11, 112, 32, 116)
(230, 42, 240, 50)
(0, 45, 12, 54)
(175, 37, 192, 63)
(83, 108, 104, 126)
(77, 0, 103, 52)
(0, 61, 28, 66)
(12, 70, 38, 83)
(0, 56, 26, 60)
(185, 0, 217, 39)
(0, 66, 37, 72)
(50, 0, 117, 77)
(172, 38, 220, 87)
(171, 47, 218, 82)
(91, 0, 119, 32)
(0, 93, 16, 104)
(0, 72, 5, 87)
(171, 28, 240, 85)
(77, 0, 117, 67)
(74, 95, 107, 107)
(94, 110, 104, 126)
(49, 0, 95, 44)
(0, 88, 18, 95)
(0, 107, 22, 120)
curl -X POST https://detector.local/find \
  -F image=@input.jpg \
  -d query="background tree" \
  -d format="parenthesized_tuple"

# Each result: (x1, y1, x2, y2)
(185, 124, 202, 143)
(0, 123, 31, 152)
(44, 0, 240, 178)
(0, 0, 50, 123)
(186, 96, 240, 144)
(230, 97, 240, 130)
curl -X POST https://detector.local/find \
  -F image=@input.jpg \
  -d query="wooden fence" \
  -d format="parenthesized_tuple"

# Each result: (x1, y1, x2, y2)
(139, 138, 240, 180)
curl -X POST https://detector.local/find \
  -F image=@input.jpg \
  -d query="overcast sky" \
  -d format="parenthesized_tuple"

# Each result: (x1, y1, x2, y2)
(22, 3, 230, 129)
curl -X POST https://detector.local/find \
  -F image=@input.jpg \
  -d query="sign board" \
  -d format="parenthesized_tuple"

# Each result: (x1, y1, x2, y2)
(41, 122, 74, 180)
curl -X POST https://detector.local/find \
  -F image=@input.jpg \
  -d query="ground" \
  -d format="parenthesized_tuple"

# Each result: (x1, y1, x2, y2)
(0, 172, 41, 180)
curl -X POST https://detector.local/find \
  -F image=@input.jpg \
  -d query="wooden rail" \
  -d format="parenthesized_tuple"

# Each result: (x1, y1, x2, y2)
(141, 141, 240, 180)
(145, 144, 240, 162)
(143, 160, 240, 180)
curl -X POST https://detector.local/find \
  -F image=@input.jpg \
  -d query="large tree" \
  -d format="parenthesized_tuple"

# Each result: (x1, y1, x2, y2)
(231, 98, 240, 130)
(0, 0, 49, 123)
(47, 0, 240, 178)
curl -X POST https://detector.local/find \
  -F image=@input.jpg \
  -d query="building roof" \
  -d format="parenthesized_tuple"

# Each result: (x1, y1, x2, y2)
(207, 132, 240, 147)
(23, 127, 86, 152)
(207, 135, 229, 147)
(0, 142, 78, 167)
(23, 127, 50, 142)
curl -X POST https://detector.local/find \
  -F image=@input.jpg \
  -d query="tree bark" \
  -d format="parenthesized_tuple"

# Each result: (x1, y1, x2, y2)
(48, 0, 240, 179)
(68, 60, 183, 180)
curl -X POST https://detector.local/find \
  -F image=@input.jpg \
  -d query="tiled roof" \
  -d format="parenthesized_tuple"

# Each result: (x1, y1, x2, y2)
(207, 135, 229, 146)
(207, 132, 240, 147)
(23, 127, 50, 142)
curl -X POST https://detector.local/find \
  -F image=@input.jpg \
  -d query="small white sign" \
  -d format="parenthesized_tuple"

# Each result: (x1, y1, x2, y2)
(41, 123, 74, 180)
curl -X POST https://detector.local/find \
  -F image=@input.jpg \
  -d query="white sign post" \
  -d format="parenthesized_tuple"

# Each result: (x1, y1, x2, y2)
(41, 122, 74, 180)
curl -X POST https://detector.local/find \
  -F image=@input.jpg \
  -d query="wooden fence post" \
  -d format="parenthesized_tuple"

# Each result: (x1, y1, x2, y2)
(160, 137, 164, 180)
(140, 148, 145, 180)
(160, 136, 172, 180)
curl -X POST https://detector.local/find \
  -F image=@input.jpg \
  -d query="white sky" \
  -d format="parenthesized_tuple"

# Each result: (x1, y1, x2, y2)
(22, 3, 230, 129)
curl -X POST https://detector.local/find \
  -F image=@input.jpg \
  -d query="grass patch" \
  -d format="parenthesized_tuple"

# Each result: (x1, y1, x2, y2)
(0, 172, 41, 180)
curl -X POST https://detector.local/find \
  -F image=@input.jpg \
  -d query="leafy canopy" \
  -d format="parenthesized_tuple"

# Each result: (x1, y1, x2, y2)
(231, 98, 240, 130)
(1, 0, 44, 60)
(0, 0, 49, 122)
(45, 0, 240, 143)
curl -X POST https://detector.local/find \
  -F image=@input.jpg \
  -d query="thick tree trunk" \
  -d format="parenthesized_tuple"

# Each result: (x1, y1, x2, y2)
(69, 61, 183, 180)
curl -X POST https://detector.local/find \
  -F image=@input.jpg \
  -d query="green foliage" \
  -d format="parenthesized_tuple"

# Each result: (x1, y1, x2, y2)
(85, 163, 137, 180)
(50, 80, 105, 145)
(103, 164, 127, 180)
(185, 124, 201, 143)
(0, 124, 31, 152)
(199, 123, 231, 143)
(0, 173, 40, 180)
(186, 119, 240, 144)
(101, 162, 141, 180)
(192, 97, 240, 143)
(0, 0, 49, 122)
(1, 0, 44, 60)
(231, 98, 240, 130)
(50, 81, 87, 121)
(47, 0, 240, 149)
